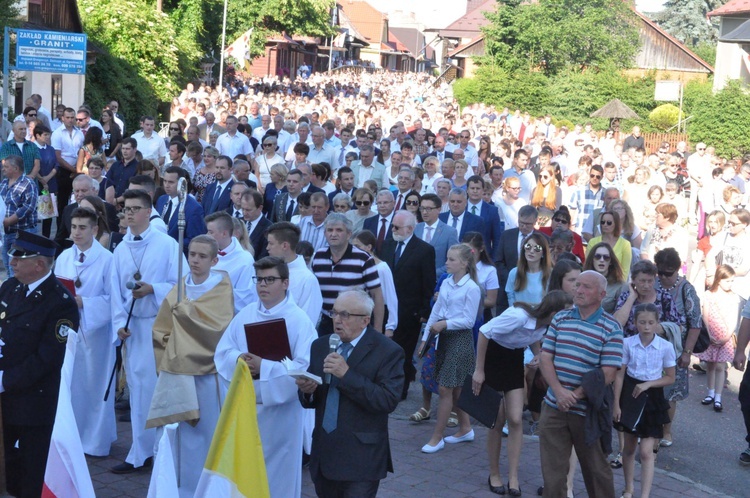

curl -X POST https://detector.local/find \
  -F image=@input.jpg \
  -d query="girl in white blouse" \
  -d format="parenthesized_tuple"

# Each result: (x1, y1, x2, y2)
(613, 303, 676, 498)
(421, 244, 482, 454)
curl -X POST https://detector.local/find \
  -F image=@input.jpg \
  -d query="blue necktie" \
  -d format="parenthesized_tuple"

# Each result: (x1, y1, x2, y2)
(452, 216, 459, 229)
(394, 241, 404, 266)
(322, 342, 354, 433)
(210, 185, 222, 213)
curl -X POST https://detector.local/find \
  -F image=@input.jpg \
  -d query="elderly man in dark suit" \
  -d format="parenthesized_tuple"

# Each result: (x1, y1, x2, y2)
(54, 174, 119, 253)
(493, 205, 539, 312)
(438, 188, 485, 243)
(382, 210, 436, 400)
(297, 290, 404, 498)
(362, 189, 396, 255)
(0, 231, 80, 497)
(241, 189, 271, 257)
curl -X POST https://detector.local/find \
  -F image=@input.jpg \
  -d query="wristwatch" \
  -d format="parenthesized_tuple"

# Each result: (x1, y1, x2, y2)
(682, 349, 692, 355)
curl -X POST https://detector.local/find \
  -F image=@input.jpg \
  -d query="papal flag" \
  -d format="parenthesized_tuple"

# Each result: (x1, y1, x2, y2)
(194, 360, 270, 498)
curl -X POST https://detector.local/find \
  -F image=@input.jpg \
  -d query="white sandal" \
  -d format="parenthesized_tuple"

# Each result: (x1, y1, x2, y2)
(408, 407, 431, 422)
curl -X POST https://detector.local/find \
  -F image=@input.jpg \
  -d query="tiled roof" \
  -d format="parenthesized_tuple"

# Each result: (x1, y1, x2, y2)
(709, 0, 750, 17)
(339, 0, 387, 44)
(439, 0, 495, 38)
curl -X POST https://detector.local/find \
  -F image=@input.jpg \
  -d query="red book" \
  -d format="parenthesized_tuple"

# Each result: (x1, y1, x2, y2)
(57, 277, 76, 297)
(244, 318, 292, 361)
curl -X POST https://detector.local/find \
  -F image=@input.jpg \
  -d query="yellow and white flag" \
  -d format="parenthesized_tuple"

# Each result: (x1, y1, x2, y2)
(194, 360, 270, 498)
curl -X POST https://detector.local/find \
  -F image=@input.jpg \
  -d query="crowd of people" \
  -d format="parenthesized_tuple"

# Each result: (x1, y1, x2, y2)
(1, 69, 750, 498)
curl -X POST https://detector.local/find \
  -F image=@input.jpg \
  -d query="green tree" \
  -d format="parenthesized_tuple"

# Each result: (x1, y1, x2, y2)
(688, 80, 750, 158)
(693, 41, 717, 66)
(482, 0, 640, 75)
(0, 0, 22, 109)
(651, 0, 727, 46)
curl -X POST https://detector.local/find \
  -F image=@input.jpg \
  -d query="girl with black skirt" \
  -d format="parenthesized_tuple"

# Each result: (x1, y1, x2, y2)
(613, 303, 676, 498)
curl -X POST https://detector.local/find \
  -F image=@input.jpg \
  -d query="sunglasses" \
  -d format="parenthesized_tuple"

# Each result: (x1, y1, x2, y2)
(658, 269, 677, 277)
(524, 243, 543, 253)
(355, 200, 371, 206)
(263, 143, 274, 147)
(27, 113, 37, 117)
(553, 218, 569, 224)
(600, 219, 614, 226)
(590, 174, 602, 179)
(76, 118, 87, 122)
(405, 200, 419, 206)
(540, 174, 551, 180)
(593, 253, 611, 261)
(170, 127, 181, 131)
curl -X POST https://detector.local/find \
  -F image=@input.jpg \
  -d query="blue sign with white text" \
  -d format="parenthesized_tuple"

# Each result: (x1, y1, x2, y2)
(15, 29, 87, 74)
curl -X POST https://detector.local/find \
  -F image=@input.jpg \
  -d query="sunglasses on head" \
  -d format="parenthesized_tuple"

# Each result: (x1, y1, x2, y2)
(593, 253, 611, 261)
(355, 200, 371, 206)
(658, 269, 677, 277)
(524, 243, 543, 253)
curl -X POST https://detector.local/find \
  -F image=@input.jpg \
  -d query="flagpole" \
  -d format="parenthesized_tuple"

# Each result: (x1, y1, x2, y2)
(218, 0, 228, 89)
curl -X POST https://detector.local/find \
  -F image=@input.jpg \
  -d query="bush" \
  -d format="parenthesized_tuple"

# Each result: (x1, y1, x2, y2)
(649, 104, 683, 131)
(688, 80, 750, 158)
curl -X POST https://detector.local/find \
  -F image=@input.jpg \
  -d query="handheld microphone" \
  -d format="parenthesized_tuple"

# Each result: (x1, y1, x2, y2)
(125, 281, 142, 291)
(325, 333, 341, 384)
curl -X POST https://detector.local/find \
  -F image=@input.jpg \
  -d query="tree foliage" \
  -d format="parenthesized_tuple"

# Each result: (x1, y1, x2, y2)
(79, 0, 200, 100)
(688, 80, 750, 158)
(481, 0, 640, 75)
(650, 0, 727, 46)
(0, 0, 21, 107)
(649, 104, 683, 131)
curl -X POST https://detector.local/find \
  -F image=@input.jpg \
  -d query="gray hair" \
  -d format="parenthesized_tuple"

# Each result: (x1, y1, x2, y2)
(359, 144, 374, 154)
(283, 120, 297, 133)
(394, 210, 417, 227)
(449, 188, 468, 198)
(297, 122, 310, 131)
(338, 289, 374, 315)
(397, 167, 415, 180)
(580, 270, 607, 292)
(518, 205, 539, 220)
(324, 212, 353, 232)
(74, 174, 99, 191)
(332, 193, 352, 205)
(436, 178, 452, 189)
(376, 189, 394, 202)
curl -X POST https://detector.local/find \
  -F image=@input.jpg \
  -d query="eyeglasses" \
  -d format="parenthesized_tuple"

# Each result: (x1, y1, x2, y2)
(330, 310, 369, 320)
(524, 243, 543, 253)
(355, 200, 371, 206)
(658, 269, 677, 277)
(252, 276, 283, 285)
(600, 219, 614, 226)
(263, 143, 274, 148)
(540, 175, 550, 180)
(553, 218, 569, 225)
(405, 200, 419, 206)
(593, 253, 611, 261)
(122, 206, 145, 214)
(590, 174, 602, 179)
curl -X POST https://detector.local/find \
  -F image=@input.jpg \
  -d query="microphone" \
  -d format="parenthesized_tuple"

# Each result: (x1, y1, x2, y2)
(325, 333, 341, 384)
(126, 281, 142, 290)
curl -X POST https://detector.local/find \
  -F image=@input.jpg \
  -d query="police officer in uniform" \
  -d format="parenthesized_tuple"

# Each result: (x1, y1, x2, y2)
(0, 230, 79, 498)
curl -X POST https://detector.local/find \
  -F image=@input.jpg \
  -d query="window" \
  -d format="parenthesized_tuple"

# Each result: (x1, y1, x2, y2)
(51, 75, 63, 109)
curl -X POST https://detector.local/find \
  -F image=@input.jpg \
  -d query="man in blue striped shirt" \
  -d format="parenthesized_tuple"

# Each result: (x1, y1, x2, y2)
(539, 270, 623, 498)
(0, 155, 39, 277)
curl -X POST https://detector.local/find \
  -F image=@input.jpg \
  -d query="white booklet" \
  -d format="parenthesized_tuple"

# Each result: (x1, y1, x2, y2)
(282, 357, 322, 385)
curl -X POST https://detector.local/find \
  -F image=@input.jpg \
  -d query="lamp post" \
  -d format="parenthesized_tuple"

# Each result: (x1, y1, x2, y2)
(218, 0, 228, 90)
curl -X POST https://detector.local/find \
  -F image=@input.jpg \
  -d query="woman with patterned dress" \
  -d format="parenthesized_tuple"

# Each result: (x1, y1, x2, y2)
(192, 146, 218, 203)
(697, 265, 740, 413)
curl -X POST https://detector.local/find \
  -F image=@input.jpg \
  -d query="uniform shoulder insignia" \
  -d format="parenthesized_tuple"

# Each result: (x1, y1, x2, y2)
(56, 319, 74, 343)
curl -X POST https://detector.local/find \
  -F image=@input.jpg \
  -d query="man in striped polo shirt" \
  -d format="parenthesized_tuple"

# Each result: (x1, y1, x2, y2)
(312, 213, 384, 336)
(539, 270, 623, 498)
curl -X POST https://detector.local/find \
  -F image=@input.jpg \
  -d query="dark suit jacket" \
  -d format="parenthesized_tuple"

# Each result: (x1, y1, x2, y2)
(439, 211, 486, 244)
(381, 236, 436, 322)
(467, 201, 503, 257)
(201, 179, 234, 216)
(420, 150, 453, 163)
(300, 328, 404, 482)
(270, 192, 300, 223)
(0, 275, 79, 426)
(303, 184, 325, 195)
(54, 200, 119, 253)
(362, 213, 394, 256)
(248, 215, 272, 258)
(155, 194, 207, 250)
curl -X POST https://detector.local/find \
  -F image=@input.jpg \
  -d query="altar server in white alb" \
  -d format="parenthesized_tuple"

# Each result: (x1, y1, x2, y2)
(215, 256, 317, 498)
(148, 235, 235, 498)
(109, 189, 185, 474)
(53, 206, 117, 457)
(265, 221, 323, 325)
(206, 211, 256, 312)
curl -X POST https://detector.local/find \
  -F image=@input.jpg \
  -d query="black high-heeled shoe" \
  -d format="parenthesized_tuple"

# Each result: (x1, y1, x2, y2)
(507, 481, 522, 496)
(488, 475, 506, 495)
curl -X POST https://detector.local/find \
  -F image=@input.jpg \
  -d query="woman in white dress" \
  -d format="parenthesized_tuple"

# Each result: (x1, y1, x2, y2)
(253, 136, 286, 192)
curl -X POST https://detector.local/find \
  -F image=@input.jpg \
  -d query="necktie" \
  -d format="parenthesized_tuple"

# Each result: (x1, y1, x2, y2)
(163, 200, 173, 224)
(210, 185, 222, 213)
(338, 147, 346, 166)
(376, 218, 387, 251)
(218, 250, 227, 256)
(394, 241, 404, 266)
(235, 210, 242, 218)
(452, 216, 459, 229)
(246, 220, 253, 234)
(471, 205, 478, 215)
(285, 199, 296, 220)
(438, 152, 443, 163)
(322, 342, 354, 433)
(79, 252, 85, 263)
(425, 226, 433, 243)
(395, 194, 403, 211)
